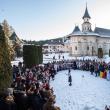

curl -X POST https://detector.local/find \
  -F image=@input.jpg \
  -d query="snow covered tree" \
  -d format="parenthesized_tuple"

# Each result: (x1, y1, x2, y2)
(2, 20, 15, 60)
(2, 20, 11, 37)
(0, 24, 12, 93)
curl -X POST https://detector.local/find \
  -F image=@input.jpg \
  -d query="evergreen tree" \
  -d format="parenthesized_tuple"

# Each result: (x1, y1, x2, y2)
(2, 20, 15, 60)
(0, 25, 12, 93)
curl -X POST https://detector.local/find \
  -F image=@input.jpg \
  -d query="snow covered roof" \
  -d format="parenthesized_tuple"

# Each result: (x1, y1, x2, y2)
(43, 39, 64, 45)
(64, 39, 70, 44)
(67, 26, 110, 38)
(94, 27, 110, 37)
(68, 31, 99, 37)
(43, 44, 49, 46)
(72, 26, 81, 33)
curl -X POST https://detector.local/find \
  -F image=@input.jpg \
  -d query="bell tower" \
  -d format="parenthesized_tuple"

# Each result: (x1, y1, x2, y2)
(82, 4, 92, 32)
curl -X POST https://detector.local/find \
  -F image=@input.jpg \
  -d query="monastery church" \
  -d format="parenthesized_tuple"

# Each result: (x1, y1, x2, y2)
(66, 5, 110, 57)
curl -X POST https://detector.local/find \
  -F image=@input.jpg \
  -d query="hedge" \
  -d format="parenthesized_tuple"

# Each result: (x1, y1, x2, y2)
(23, 45, 43, 68)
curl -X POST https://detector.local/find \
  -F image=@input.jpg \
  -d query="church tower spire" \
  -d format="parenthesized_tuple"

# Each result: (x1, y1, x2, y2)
(82, 3, 92, 32)
(82, 3, 91, 19)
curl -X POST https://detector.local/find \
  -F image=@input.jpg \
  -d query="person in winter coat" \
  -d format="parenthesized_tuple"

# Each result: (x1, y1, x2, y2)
(68, 74, 72, 86)
(68, 68, 71, 74)
(73, 61, 77, 70)
(94, 63, 99, 77)
(90, 63, 94, 75)
(31, 88, 43, 110)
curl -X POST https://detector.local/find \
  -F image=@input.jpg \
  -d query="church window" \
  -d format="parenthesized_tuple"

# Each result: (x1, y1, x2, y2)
(75, 46, 77, 51)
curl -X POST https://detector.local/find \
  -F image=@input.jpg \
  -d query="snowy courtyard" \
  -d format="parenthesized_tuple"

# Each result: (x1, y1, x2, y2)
(50, 70, 110, 110)
(11, 53, 110, 110)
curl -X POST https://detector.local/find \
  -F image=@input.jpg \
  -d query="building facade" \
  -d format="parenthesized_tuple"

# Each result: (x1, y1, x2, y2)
(66, 5, 110, 57)
(42, 39, 66, 53)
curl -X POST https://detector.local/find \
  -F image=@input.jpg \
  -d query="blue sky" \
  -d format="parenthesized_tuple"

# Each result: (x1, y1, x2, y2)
(0, 0, 110, 41)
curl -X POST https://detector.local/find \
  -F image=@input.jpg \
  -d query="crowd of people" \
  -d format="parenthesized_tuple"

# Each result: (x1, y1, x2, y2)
(53, 59, 110, 80)
(0, 62, 60, 110)
(0, 58, 110, 110)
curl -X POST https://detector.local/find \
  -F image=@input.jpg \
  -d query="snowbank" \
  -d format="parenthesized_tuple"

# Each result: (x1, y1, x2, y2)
(11, 53, 110, 66)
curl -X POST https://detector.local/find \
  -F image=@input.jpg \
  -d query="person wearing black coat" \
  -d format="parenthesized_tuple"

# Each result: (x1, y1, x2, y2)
(13, 91, 28, 110)
(68, 74, 72, 86)
(73, 61, 77, 70)
(90, 63, 94, 75)
(0, 93, 17, 110)
(31, 89, 44, 110)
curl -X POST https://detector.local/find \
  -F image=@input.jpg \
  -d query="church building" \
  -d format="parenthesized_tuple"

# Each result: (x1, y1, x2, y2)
(66, 5, 110, 56)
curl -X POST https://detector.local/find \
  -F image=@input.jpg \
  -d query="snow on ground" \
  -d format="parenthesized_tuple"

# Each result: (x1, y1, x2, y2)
(50, 70, 110, 110)
(11, 53, 110, 109)
(11, 53, 110, 66)
(43, 53, 110, 63)
(11, 57, 23, 66)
